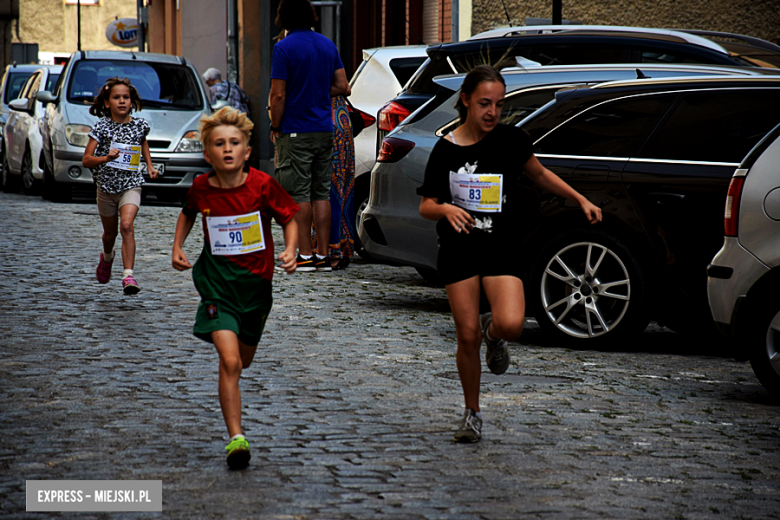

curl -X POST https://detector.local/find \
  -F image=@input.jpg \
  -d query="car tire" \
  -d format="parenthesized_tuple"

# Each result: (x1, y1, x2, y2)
(21, 148, 40, 195)
(529, 229, 651, 347)
(748, 302, 780, 397)
(352, 175, 374, 261)
(2, 154, 19, 193)
(42, 157, 71, 203)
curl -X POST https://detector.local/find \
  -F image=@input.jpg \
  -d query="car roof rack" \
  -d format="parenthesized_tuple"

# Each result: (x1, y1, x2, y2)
(676, 29, 780, 53)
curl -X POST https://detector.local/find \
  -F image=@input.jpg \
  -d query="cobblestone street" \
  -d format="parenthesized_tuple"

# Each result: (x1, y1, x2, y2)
(1, 192, 779, 519)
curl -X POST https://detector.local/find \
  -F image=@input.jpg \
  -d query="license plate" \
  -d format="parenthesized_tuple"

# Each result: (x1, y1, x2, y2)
(141, 163, 165, 176)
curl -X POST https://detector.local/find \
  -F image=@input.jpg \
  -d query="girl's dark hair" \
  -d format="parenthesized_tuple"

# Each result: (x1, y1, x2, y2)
(89, 77, 143, 118)
(275, 0, 318, 31)
(454, 65, 506, 122)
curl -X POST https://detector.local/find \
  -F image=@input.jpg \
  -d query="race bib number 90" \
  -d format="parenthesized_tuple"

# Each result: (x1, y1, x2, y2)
(108, 142, 141, 172)
(206, 211, 266, 255)
(449, 173, 503, 213)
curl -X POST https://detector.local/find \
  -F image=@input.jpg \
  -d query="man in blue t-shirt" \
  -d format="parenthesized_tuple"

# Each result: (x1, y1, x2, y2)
(269, 0, 350, 273)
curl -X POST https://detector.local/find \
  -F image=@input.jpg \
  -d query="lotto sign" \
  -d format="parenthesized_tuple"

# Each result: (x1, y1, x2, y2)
(108, 142, 141, 172)
(106, 18, 139, 48)
(449, 173, 504, 213)
(207, 212, 266, 256)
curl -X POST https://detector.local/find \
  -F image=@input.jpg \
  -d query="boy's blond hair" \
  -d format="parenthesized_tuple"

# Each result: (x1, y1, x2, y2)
(198, 107, 254, 148)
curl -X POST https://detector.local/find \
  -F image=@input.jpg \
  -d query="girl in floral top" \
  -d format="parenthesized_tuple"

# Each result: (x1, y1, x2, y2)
(82, 77, 159, 295)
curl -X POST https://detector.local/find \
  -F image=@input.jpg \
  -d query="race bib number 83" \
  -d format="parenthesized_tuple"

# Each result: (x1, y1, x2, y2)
(206, 211, 266, 255)
(450, 173, 503, 213)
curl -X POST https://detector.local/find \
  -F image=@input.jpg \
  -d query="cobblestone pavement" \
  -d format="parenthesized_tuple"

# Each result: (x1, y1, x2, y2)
(1, 191, 779, 519)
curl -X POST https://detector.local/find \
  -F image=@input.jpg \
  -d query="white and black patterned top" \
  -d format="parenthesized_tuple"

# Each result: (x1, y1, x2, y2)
(88, 117, 151, 194)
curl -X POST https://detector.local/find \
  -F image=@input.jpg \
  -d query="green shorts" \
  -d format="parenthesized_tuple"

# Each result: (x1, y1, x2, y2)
(274, 131, 333, 203)
(193, 299, 272, 347)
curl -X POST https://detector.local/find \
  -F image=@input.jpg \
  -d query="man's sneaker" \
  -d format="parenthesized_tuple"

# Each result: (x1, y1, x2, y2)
(122, 276, 140, 295)
(481, 313, 510, 375)
(296, 255, 316, 272)
(96, 252, 113, 284)
(314, 255, 332, 272)
(454, 409, 482, 443)
(225, 436, 251, 469)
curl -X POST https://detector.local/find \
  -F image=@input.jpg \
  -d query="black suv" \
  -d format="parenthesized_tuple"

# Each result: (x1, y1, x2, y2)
(376, 26, 780, 148)
(518, 75, 780, 341)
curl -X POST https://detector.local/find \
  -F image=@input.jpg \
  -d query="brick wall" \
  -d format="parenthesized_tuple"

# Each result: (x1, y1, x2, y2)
(471, 0, 780, 43)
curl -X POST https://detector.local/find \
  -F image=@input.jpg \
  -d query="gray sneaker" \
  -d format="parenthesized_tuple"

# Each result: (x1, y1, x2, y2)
(481, 313, 510, 375)
(454, 408, 482, 443)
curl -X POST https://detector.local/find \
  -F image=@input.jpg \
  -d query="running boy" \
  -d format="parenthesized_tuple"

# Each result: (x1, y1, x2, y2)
(83, 77, 159, 295)
(171, 107, 299, 469)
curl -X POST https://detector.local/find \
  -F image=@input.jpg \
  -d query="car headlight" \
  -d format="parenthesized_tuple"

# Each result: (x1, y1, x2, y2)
(65, 124, 92, 147)
(174, 130, 203, 152)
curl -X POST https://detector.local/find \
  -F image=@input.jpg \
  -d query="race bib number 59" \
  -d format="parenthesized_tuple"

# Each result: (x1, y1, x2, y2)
(108, 142, 141, 172)
(206, 211, 266, 255)
(449, 173, 503, 213)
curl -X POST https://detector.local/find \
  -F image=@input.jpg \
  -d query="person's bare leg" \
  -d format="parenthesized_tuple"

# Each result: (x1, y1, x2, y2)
(212, 330, 245, 437)
(312, 200, 331, 257)
(482, 276, 526, 341)
(118, 203, 139, 270)
(445, 276, 482, 412)
(294, 202, 313, 256)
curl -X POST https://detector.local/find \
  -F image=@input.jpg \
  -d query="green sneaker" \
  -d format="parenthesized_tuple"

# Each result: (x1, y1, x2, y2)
(225, 436, 251, 469)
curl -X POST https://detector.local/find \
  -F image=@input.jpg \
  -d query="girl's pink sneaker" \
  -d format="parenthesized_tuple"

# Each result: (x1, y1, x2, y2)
(96, 252, 113, 284)
(122, 275, 140, 295)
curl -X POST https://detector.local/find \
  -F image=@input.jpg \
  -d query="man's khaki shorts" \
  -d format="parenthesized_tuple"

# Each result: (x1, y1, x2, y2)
(96, 187, 142, 217)
(274, 131, 333, 203)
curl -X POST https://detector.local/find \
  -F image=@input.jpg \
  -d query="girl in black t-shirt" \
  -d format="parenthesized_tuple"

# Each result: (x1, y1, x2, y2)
(418, 65, 602, 443)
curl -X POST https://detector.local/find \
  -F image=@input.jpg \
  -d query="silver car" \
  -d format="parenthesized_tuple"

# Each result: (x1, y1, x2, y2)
(707, 123, 780, 396)
(2, 65, 62, 194)
(39, 50, 213, 202)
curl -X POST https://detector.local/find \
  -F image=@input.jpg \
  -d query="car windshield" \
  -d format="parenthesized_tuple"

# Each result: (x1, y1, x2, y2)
(45, 73, 60, 92)
(67, 59, 203, 109)
(4, 71, 34, 104)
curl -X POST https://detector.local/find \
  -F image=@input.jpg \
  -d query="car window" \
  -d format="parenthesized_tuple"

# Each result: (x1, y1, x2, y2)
(4, 71, 34, 104)
(45, 73, 60, 92)
(640, 89, 780, 163)
(638, 50, 702, 64)
(68, 59, 203, 110)
(18, 73, 38, 100)
(501, 87, 563, 126)
(536, 94, 675, 157)
(26, 74, 42, 100)
(388, 57, 427, 89)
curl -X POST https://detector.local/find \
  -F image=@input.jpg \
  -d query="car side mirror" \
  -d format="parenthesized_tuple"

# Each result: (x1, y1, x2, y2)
(37, 91, 57, 105)
(211, 99, 230, 111)
(8, 98, 32, 114)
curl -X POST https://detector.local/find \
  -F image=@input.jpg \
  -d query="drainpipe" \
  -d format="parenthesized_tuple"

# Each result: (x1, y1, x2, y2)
(227, 0, 238, 83)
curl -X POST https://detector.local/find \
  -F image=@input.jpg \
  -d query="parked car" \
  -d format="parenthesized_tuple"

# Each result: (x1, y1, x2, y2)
(377, 26, 780, 147)
(348, 45, 427, 257)
(38, 50, 213, 202)
(0, 63, 44, 176)
(361, 72, 780, 346)
(707, 123, 780, 396)
(2, 65, 62, 194)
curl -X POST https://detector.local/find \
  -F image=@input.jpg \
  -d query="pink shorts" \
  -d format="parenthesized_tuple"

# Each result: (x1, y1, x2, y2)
(96, 187, 142, 217)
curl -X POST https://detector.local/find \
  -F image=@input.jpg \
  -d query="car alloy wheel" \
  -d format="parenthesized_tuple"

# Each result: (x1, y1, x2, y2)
(532, 230, 650, 345)
(21, 149, 39, 195)
(749, 304, 780, 397)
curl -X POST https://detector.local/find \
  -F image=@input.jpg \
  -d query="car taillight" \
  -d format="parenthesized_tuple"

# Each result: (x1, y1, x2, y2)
(724, 176, 745, 237)
(377, 101, 412, 132)
(377, 137, 415, 163)
(353, 107, 376, 128)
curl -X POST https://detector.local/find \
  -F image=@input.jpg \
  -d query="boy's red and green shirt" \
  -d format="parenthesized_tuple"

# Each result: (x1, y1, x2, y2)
(182, 168, 298, 310)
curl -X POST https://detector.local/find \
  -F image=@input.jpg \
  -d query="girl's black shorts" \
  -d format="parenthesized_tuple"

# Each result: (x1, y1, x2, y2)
(436, 238, 522, 286)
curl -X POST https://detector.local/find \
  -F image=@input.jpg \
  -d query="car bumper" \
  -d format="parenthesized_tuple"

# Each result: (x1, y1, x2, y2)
(707, 236, 769, 336)
(359, 162, 439, 270)
(53, 149, 211, 190)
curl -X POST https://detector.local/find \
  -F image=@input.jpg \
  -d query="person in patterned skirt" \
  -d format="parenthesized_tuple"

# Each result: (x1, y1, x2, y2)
(171, 107, 299, 469)
(83, 77, 159, 295)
